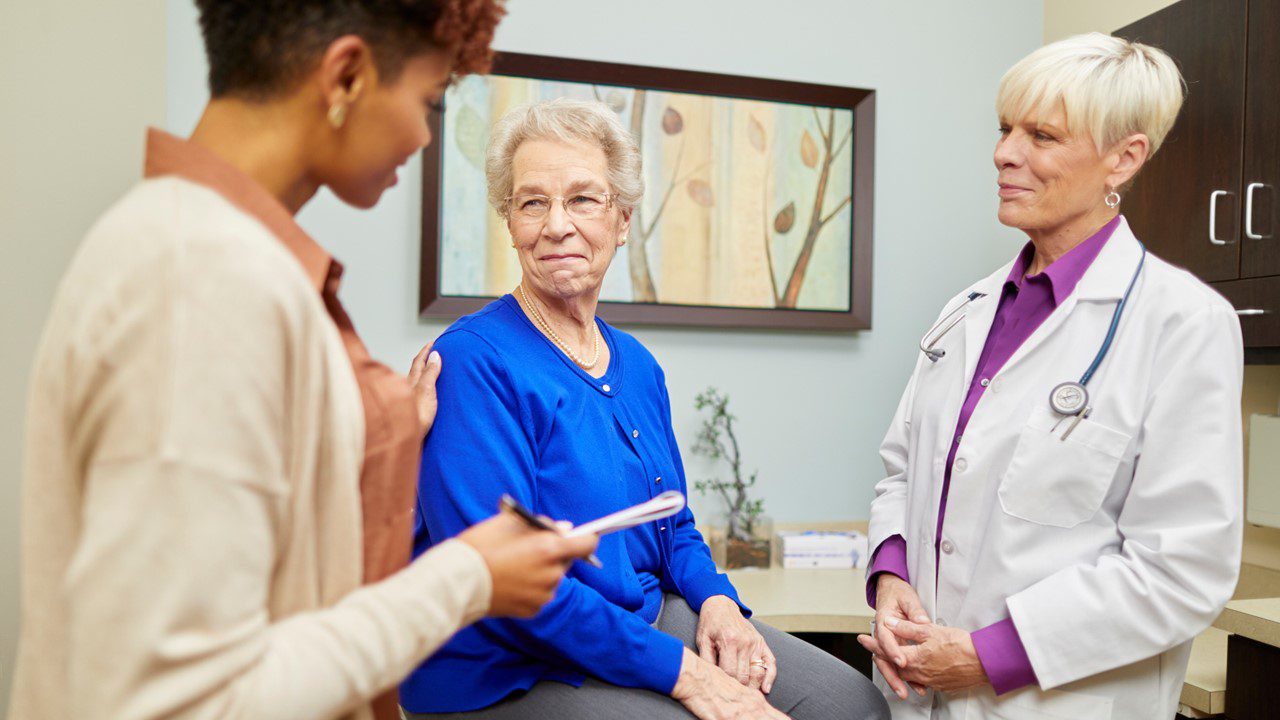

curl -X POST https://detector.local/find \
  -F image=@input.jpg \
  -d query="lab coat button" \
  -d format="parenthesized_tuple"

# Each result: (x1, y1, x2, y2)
(979, 378, 990, 388)
(936, 618, 947, 627)
(940, 540, 955, 555)
(991, 377, 1003, 393)
(632, 429, 640, 438)
(955, 458, 968, 472)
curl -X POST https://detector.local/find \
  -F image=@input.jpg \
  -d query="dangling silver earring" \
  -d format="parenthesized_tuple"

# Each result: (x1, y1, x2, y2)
(1104, 190, 1121, 209)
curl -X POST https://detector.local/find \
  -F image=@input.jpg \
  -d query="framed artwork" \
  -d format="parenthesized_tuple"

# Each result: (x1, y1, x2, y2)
(420, 52, 875, 330)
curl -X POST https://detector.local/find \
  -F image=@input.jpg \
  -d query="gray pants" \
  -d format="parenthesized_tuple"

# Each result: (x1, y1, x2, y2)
(407, 594, 889, 720)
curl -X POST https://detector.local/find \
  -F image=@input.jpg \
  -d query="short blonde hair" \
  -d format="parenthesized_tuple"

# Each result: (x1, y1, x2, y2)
(996, 32, 1185, 155)
(485, 98, 644, 217)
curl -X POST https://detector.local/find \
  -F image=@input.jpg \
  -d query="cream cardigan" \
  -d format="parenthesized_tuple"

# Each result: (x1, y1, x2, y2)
(9, 177, 490, 720)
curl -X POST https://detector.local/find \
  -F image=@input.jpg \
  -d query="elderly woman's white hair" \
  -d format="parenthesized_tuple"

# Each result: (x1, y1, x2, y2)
(485, 98, 644, 217)
(997, 32, 1185, 156)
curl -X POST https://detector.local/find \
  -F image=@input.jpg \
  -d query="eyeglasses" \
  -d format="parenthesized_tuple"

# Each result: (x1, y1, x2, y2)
(505, 192, 615, 222)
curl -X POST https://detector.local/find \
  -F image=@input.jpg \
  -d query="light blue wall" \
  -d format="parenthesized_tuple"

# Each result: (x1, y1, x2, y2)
(166, 0, 1043, 523)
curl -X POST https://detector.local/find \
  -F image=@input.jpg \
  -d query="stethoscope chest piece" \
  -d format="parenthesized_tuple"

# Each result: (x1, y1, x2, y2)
(1050, 381, 1089, 416)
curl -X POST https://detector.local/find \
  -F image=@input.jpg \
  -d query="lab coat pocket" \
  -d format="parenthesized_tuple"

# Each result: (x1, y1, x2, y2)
(998, 406, 1131, 528)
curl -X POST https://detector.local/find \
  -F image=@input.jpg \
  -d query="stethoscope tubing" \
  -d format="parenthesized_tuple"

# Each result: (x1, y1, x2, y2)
(919, 242, 1147, 395)
(1079, 244, 1146, 387)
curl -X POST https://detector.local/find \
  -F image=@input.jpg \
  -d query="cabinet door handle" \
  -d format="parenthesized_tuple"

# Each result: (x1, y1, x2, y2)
(1210, 190, 1234, 245)
(1235, 308, 1268, 316)
(1245, 182, 1271, 240)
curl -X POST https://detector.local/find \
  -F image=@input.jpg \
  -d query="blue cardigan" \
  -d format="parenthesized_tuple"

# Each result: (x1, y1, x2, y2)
(399, 296, 747, 713)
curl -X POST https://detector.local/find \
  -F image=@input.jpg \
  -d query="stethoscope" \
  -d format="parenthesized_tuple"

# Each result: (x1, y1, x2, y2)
(919, 243, 1147, 422)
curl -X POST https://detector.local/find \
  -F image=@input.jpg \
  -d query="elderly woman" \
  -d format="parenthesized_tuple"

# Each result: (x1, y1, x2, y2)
(400, 99, 889, 720)
(858, 33, 1243, 719)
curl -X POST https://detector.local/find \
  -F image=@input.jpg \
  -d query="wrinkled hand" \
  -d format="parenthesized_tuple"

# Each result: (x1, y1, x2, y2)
(671, 648, 790, 720)
(407, 341, 443, 434)
(869, 574, 930, 699)
(858, 619, 988, 695)
(456, 509, 598, 618)
(696, 595, 776, 693)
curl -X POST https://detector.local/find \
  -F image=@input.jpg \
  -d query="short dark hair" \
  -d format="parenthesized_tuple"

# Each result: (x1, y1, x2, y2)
(195, 0, 506, 99)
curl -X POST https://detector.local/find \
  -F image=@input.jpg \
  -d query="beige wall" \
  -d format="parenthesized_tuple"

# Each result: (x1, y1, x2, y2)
(0, 0, 167, 706)
(1046, 0, 1280, 574)
(1044, 0, 1181, 41)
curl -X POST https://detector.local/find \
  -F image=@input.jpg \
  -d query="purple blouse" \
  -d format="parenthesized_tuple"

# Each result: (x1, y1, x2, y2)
(866, 216, 1121, 695)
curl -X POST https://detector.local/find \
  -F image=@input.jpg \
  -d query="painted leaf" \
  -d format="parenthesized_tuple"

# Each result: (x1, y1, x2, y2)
(662, 107, 684, 135)
(800, 130, 819, 168)
(605, 90, 627, 113)
(687, 178, 714, 207)
(453, 103, 486, 169)
(747, 115, 766, 152)
(773, 201, 796, 234)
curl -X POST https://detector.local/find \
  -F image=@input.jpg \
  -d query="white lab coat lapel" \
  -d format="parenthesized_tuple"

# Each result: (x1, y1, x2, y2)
(959, 271, 1009, 396)
(994, 218, 1143, 378)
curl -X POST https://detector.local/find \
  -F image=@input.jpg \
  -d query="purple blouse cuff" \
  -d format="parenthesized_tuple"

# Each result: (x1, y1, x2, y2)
(865, 535, 910, 608)
(971, 617, 1038, 695)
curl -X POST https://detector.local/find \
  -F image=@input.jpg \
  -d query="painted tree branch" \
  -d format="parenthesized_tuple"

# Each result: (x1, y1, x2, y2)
(811, 106, 830, 145)
(625, 89, 659, 302)
(761, 158, 780, 306)
(640, 133, 689, 239)
(819, 195, 852, 229)
(779, 108, 853, 308)
(831, 125, 853, 163)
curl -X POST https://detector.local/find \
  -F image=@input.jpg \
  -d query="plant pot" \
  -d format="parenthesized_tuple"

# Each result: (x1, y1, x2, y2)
(710, 514, 772, 570)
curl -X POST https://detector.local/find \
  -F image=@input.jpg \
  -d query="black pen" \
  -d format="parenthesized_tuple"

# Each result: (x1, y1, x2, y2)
(500, 494, 603, 568)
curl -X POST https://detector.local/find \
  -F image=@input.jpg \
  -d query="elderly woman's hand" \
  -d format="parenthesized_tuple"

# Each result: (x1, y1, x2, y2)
(857, 619, 988, 695)
(696, 595, 777, 694)
(672, 648, 790, 720)
(407, 341, 444, 434)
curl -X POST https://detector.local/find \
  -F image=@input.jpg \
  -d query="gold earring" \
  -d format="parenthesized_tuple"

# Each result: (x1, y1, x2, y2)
(619, 235, 628, 246)
(327, 103, 347, 129)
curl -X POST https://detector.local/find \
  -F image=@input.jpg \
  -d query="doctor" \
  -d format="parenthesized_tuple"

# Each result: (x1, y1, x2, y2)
(859, 33, 1243, 719)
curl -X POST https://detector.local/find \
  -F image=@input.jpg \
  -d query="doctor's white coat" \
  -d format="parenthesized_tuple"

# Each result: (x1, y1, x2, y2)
(868, 218, 1243, 719)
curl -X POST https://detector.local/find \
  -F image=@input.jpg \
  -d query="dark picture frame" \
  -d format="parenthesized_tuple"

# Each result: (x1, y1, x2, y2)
(419, 52, 875, 331)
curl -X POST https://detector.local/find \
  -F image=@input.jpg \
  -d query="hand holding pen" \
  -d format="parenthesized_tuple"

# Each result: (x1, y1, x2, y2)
(456, 508, 600, 618)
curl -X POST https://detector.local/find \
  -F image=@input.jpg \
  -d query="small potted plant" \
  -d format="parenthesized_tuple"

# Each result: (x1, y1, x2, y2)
(692, 388, 771, 569)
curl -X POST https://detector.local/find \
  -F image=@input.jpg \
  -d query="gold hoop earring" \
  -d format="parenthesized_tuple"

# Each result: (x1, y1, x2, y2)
(1104, 190, 1121, 209)
(327, 103, 347, 129)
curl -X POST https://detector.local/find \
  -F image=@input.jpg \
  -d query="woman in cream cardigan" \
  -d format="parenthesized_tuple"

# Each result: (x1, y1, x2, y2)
(8, 2, 596, 719)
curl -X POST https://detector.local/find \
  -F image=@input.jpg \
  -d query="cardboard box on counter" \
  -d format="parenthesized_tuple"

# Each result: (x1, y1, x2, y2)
(778, 530, 868, 569)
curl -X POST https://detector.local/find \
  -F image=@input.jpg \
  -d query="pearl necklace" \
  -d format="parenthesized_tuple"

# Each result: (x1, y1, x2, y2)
(517, 284, 601, 370)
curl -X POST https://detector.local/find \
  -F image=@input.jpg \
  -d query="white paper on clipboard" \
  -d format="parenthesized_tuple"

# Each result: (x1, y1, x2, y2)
(565, 491, 685, 538)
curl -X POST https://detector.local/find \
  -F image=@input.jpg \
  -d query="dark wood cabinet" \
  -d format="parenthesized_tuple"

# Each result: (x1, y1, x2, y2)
(1118, 0, 1280, 361)
(1215, 276, 1280, 355)
(1118, 0, 1247, 283)
(1242, 0, 1280, 278)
